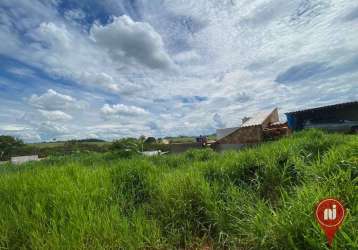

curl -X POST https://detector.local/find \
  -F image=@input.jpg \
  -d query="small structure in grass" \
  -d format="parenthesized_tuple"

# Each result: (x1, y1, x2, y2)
(11, 155, 39, 165)
(141, 150, 168, 156)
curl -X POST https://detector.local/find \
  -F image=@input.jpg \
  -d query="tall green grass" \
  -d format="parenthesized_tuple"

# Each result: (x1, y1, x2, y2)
(0, 130, 357, 249)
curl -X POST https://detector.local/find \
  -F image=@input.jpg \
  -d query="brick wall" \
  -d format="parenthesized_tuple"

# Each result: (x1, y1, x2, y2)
(218, 126, 263, 144)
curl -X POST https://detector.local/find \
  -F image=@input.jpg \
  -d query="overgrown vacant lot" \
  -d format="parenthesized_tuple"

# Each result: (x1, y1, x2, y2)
(0, 130, 357, 249)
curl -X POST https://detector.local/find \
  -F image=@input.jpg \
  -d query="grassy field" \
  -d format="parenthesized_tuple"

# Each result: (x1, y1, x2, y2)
(0, 130, 357, 249)
(30, 141, 112, 149)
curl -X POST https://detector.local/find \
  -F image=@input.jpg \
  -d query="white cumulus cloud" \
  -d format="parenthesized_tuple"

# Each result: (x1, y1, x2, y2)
(101, 103, 149, 119)
(29, 89, 86, 111)
(38, 110, 73, 122)
(32, 22, 72, 49)
(91, 15, 173, 69)
(1, 0, 358, 142)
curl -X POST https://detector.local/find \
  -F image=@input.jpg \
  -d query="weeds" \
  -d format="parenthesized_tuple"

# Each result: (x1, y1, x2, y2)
(0, 130, 357, 249)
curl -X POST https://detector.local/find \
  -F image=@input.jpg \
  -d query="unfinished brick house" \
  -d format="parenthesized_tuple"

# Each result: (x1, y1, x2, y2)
(214, 108, 288, 151)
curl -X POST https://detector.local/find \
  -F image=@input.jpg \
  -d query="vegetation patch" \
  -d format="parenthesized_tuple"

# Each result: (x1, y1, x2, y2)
(0, 130, 357, 249)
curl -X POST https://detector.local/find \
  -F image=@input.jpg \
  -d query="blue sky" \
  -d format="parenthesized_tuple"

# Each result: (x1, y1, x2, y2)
(0, 0, 357, 142)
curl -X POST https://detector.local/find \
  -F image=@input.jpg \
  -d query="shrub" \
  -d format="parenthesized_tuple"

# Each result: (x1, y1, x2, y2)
(184, 148, 217, 162)
(150, 171, 216, 247)
(0, 135, 25, 160)
(110, 138, 140, 158)
(111, 160, 157, 213)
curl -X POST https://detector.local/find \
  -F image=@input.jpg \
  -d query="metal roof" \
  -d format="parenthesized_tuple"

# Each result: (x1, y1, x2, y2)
(216, 127, 240, 140)
(285, 101, 358, 115)
(241, 109, 276, 128)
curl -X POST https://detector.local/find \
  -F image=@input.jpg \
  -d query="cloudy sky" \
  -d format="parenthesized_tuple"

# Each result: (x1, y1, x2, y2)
(0, 0, 357, 142)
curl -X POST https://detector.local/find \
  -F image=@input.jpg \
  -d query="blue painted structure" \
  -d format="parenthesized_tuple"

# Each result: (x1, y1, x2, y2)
(286, 113, 297, 130)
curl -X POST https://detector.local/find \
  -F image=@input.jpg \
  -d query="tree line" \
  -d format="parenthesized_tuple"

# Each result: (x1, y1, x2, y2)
(0, 135, 169, 161)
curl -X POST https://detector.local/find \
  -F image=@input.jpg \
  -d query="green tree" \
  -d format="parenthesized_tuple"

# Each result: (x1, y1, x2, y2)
(110, 138, 140, 158)
(144, 137, 156, 144)
(0, 135, 24, 161)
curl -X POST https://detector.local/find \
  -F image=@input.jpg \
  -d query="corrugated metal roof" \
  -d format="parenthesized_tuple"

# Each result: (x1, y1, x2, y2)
(216, 127, 240, 140)
(286, 101, 358, 115)
(241, 109, 275, 128)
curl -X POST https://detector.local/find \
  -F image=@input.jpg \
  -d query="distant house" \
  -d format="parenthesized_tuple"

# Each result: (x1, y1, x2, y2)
(285, 101, 358, 132)
(215, 108, 287, 150)
(11, 155, 39, 165)
(161, 139, 170, 144)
